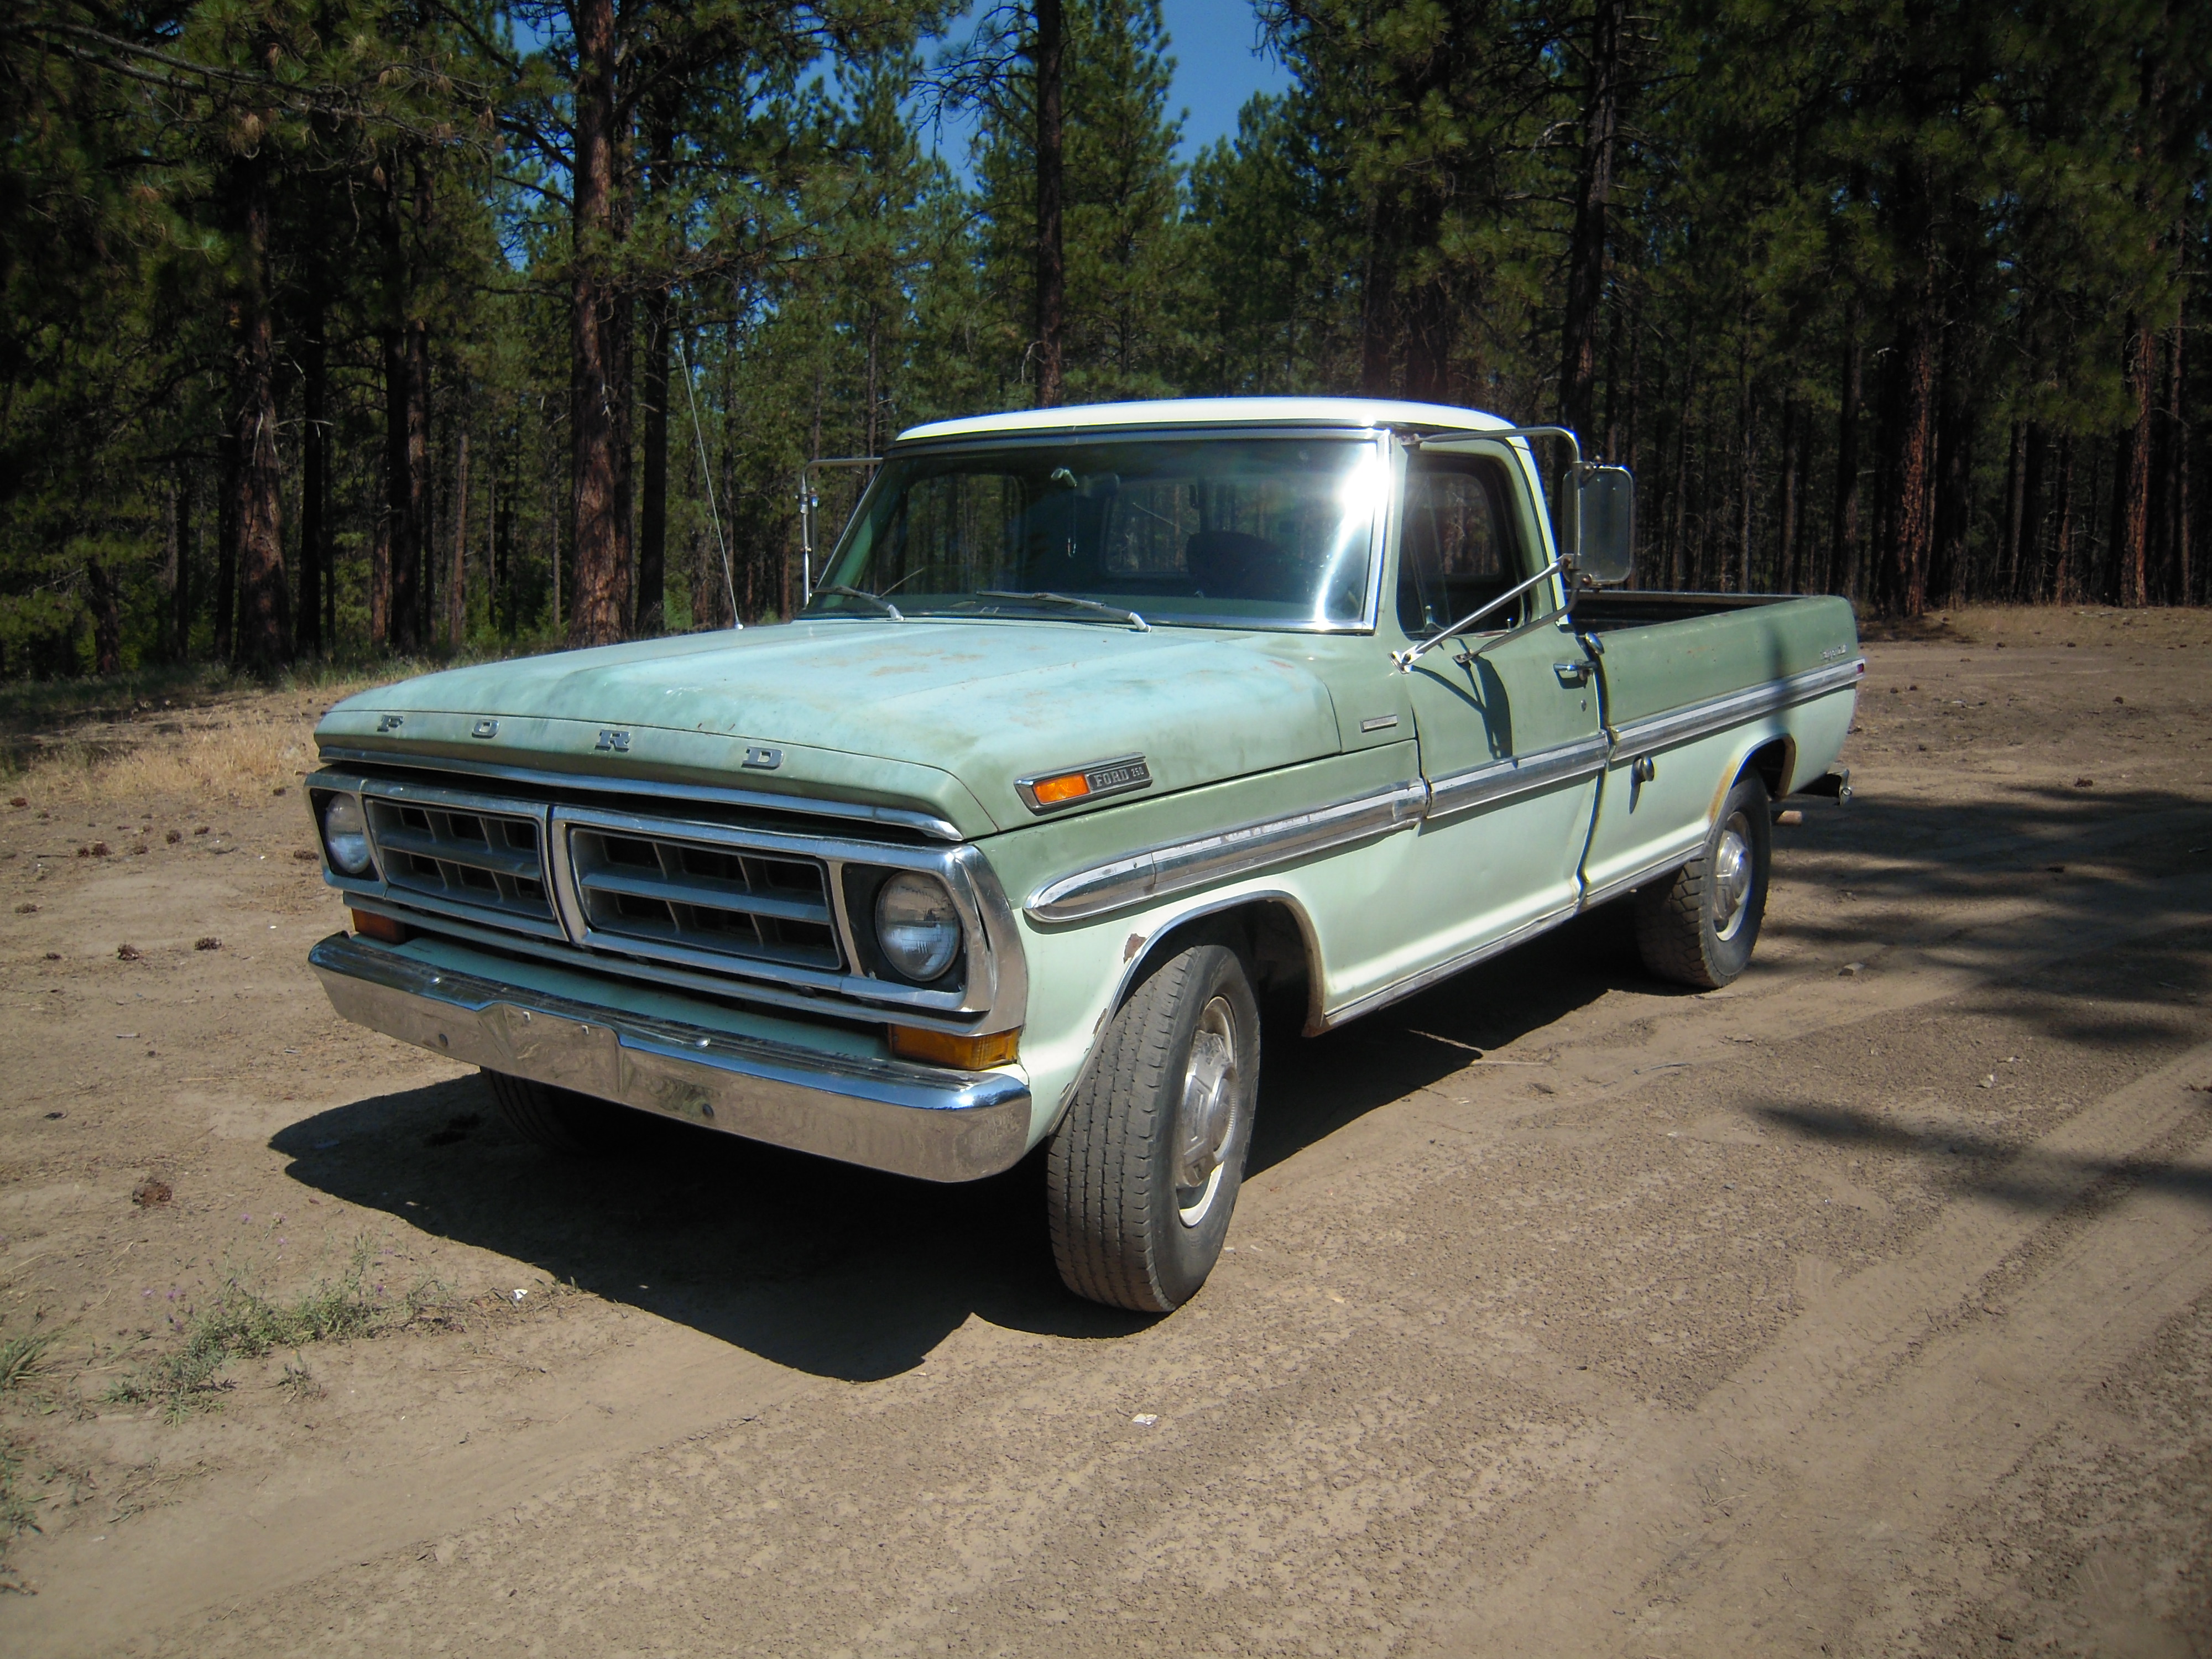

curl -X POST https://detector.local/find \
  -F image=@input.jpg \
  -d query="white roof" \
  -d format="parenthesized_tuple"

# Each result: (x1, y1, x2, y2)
(898, 396, 1515, 444)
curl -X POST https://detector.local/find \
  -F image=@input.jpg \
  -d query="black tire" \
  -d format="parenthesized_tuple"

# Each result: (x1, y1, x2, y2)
(483, 1070, 645, 1157)
(1635, 770, 1772, 990)
(1047, 941, 1261, 1313)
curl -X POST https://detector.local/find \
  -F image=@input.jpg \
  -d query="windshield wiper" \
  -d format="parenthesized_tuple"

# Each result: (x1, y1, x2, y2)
(812, 583, 904, 620)
(971, 590, 1150, 632)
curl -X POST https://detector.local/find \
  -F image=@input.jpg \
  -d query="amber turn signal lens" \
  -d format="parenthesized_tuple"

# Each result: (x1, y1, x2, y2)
(887, 1025, 1020, 1069)
(350, 908, 413, 945)
(1030, 771, 1091, 806)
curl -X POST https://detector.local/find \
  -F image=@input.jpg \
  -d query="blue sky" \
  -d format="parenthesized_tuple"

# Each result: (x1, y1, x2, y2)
(921, 1, 1291, 173)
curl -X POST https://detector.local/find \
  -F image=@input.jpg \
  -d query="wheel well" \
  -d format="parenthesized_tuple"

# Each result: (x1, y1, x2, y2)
(1122, 897, 1317, 1021)
(1743, 736, 1794, 798)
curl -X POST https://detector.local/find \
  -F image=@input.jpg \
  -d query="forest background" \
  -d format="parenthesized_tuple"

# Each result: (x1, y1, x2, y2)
(1, 0, 2206, 680)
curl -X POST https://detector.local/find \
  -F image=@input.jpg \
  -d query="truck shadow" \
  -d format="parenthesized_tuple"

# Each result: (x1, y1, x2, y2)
(267, 776, 2212, 1382)
(265, 906, 1641, 1383)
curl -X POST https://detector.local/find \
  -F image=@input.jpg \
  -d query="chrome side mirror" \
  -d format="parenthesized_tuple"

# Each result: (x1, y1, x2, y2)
(1574, 465, 1635, 586)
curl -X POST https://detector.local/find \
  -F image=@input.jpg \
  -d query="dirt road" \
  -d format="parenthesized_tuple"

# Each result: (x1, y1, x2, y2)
(2, 606, 2209, 1656)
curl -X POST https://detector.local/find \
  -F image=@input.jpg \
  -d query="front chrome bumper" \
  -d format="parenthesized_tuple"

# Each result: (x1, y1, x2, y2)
(308, 932, 1033, 1182)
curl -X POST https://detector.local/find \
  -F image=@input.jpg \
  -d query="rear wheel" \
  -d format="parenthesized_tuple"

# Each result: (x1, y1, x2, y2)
(483, 1071, 645, 1157)
(1048, 941, 1260, 1313)
(1635, 770, 1771, 989)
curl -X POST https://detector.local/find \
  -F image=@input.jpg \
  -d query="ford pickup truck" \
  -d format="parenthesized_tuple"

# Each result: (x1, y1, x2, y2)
(304, 397, 1860, 1312)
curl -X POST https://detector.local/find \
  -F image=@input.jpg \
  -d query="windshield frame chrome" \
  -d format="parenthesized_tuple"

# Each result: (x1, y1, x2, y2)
(804, 424, 1396, 637)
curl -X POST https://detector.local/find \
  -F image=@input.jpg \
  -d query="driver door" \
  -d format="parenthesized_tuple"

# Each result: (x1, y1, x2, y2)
(1390, 441, 1604, 971)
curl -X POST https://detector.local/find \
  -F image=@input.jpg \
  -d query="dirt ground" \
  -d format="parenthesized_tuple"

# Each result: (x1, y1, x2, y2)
(1, 603, 2209, 1657)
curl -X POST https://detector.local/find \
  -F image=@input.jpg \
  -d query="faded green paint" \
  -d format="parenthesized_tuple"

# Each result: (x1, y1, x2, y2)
(315, 408, 1861, 1176)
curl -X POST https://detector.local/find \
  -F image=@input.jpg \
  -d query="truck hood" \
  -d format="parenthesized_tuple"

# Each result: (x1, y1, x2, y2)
(317, 620, 1347, 837)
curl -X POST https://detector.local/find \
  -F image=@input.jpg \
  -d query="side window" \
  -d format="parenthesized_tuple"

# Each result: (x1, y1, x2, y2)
(1396, 459, 1525, 635)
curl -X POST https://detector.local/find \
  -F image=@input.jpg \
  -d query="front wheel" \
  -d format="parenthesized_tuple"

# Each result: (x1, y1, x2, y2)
(1047, 941, 1261, 1313)
(483, 1071, 645, 1157)
(1635, 770, 1772, 989)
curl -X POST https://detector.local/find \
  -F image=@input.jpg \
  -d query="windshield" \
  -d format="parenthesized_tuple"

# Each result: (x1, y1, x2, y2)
(806, 434, 1386, 629)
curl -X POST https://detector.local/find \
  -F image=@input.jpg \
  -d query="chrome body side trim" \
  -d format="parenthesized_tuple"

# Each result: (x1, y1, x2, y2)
(1575, 842, 1704, 913)
(1424, 734, 1610, 822)
(1318, 899, 1582, 1030)
(1605, 658, 1862, 759)
(1025, 780, 1429, 924)
(314, 747, 966, 841)
(307, 933, 1032, 1183)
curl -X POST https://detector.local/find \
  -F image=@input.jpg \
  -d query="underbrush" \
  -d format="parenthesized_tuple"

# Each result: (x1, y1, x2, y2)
(106, 1242, 455, 1423)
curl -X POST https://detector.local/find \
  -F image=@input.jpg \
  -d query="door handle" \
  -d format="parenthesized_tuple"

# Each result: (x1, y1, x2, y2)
(1553, 661, 1592, 687)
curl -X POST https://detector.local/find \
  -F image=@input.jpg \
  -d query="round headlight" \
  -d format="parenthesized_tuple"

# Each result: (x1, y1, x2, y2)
(874, 872, 961, 982)
(321, 793, 375, 877)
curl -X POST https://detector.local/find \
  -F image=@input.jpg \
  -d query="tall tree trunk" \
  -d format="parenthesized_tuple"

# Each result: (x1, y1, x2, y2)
(1557, 0, 1623, 439)
(2000, 420, 2025, 599)
(298, 305, 327, 656)
(86, 557, 122, 675)
(1832, 300, 1863, 604)
(1878, 290, 1939, 618)
(1735, 345, 1754, 592)
(639, 289, 670, 637)
(449, 429, 468, 650)
(1931, 348, 1974, 608)
(2052, 432, 2078, 603)
(214, 429, 238, 659)
(169, 463, 194, 660)
(567, 0, 630, 646)
(229, 160, 291, 675)
(2120, 314, 2154, 606)
(2160, 318, 2183, 602)
(2019, 422, 2047, 599)
(1778, 397, 1801, 593)
(1031, 0, 1066, 408)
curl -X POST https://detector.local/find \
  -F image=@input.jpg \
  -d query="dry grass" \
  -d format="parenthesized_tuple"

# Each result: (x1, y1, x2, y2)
(9, 673, 394, 809)
(19, 708, 318, 807)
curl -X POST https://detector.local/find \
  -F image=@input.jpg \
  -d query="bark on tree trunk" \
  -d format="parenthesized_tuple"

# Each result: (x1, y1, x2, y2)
(1931, 348, 1973, 608)
(1032, 0, 1066, 409)
(2052, 432, 2078, 603)
(567, 0, 630, 646)
(228, 156, 291, 675)
(1778, 397, 1801, 593)
(1832, 300, 1863, 604)
(2000, 420, 2025, 599)
(1557, 0, 1623, 438)
(214, 430, 238, 659)
(1878, 294, 1939, 618)
(298, 307, 327, 656)
(86, 557, 121, 676)
(170, 463, 194, 660)
(639, 289, 669, 636)
(450, 430, 468, 650)
(2120, 314, 2153, 607)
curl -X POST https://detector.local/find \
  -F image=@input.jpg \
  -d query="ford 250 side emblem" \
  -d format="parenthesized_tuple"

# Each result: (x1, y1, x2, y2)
(596, 729, 632, 753)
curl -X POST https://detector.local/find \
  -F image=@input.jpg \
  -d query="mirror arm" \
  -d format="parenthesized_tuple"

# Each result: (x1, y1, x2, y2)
(1395, 554, 1571, 671)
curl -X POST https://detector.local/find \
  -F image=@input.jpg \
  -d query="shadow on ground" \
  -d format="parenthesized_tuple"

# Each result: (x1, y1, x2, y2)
(268, 904, 1650, 1384)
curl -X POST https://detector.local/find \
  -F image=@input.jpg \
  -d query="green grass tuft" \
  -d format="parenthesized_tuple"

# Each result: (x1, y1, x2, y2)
(106, 1241, 432, 1422)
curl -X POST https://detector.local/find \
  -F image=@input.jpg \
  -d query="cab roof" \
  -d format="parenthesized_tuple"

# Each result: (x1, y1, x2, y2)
(896, 396, 1515, 445)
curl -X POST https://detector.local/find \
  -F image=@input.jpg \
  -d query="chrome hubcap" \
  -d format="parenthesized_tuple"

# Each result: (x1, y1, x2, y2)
(1712, 812, 1754, 942)
(1175, 997, 1239, 1226)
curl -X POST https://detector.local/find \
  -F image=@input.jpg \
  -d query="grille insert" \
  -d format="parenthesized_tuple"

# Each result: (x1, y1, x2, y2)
(568, 827, 840, 972)
(365, 800, 556, 931)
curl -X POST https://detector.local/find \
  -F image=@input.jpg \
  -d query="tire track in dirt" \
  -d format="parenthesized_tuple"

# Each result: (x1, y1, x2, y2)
(1410, 1040, 2212, 1656)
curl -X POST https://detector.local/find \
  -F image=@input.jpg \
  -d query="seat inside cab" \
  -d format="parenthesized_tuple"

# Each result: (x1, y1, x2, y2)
(1397, 456, 1526, 637)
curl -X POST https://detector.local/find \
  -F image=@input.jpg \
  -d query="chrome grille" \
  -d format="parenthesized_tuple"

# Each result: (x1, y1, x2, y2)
(365, 798, 559, 934)
(567, 825, 841, 972)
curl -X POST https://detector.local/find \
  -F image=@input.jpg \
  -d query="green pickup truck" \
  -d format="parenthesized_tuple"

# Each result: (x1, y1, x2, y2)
(305, 397, 1860, 1312)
